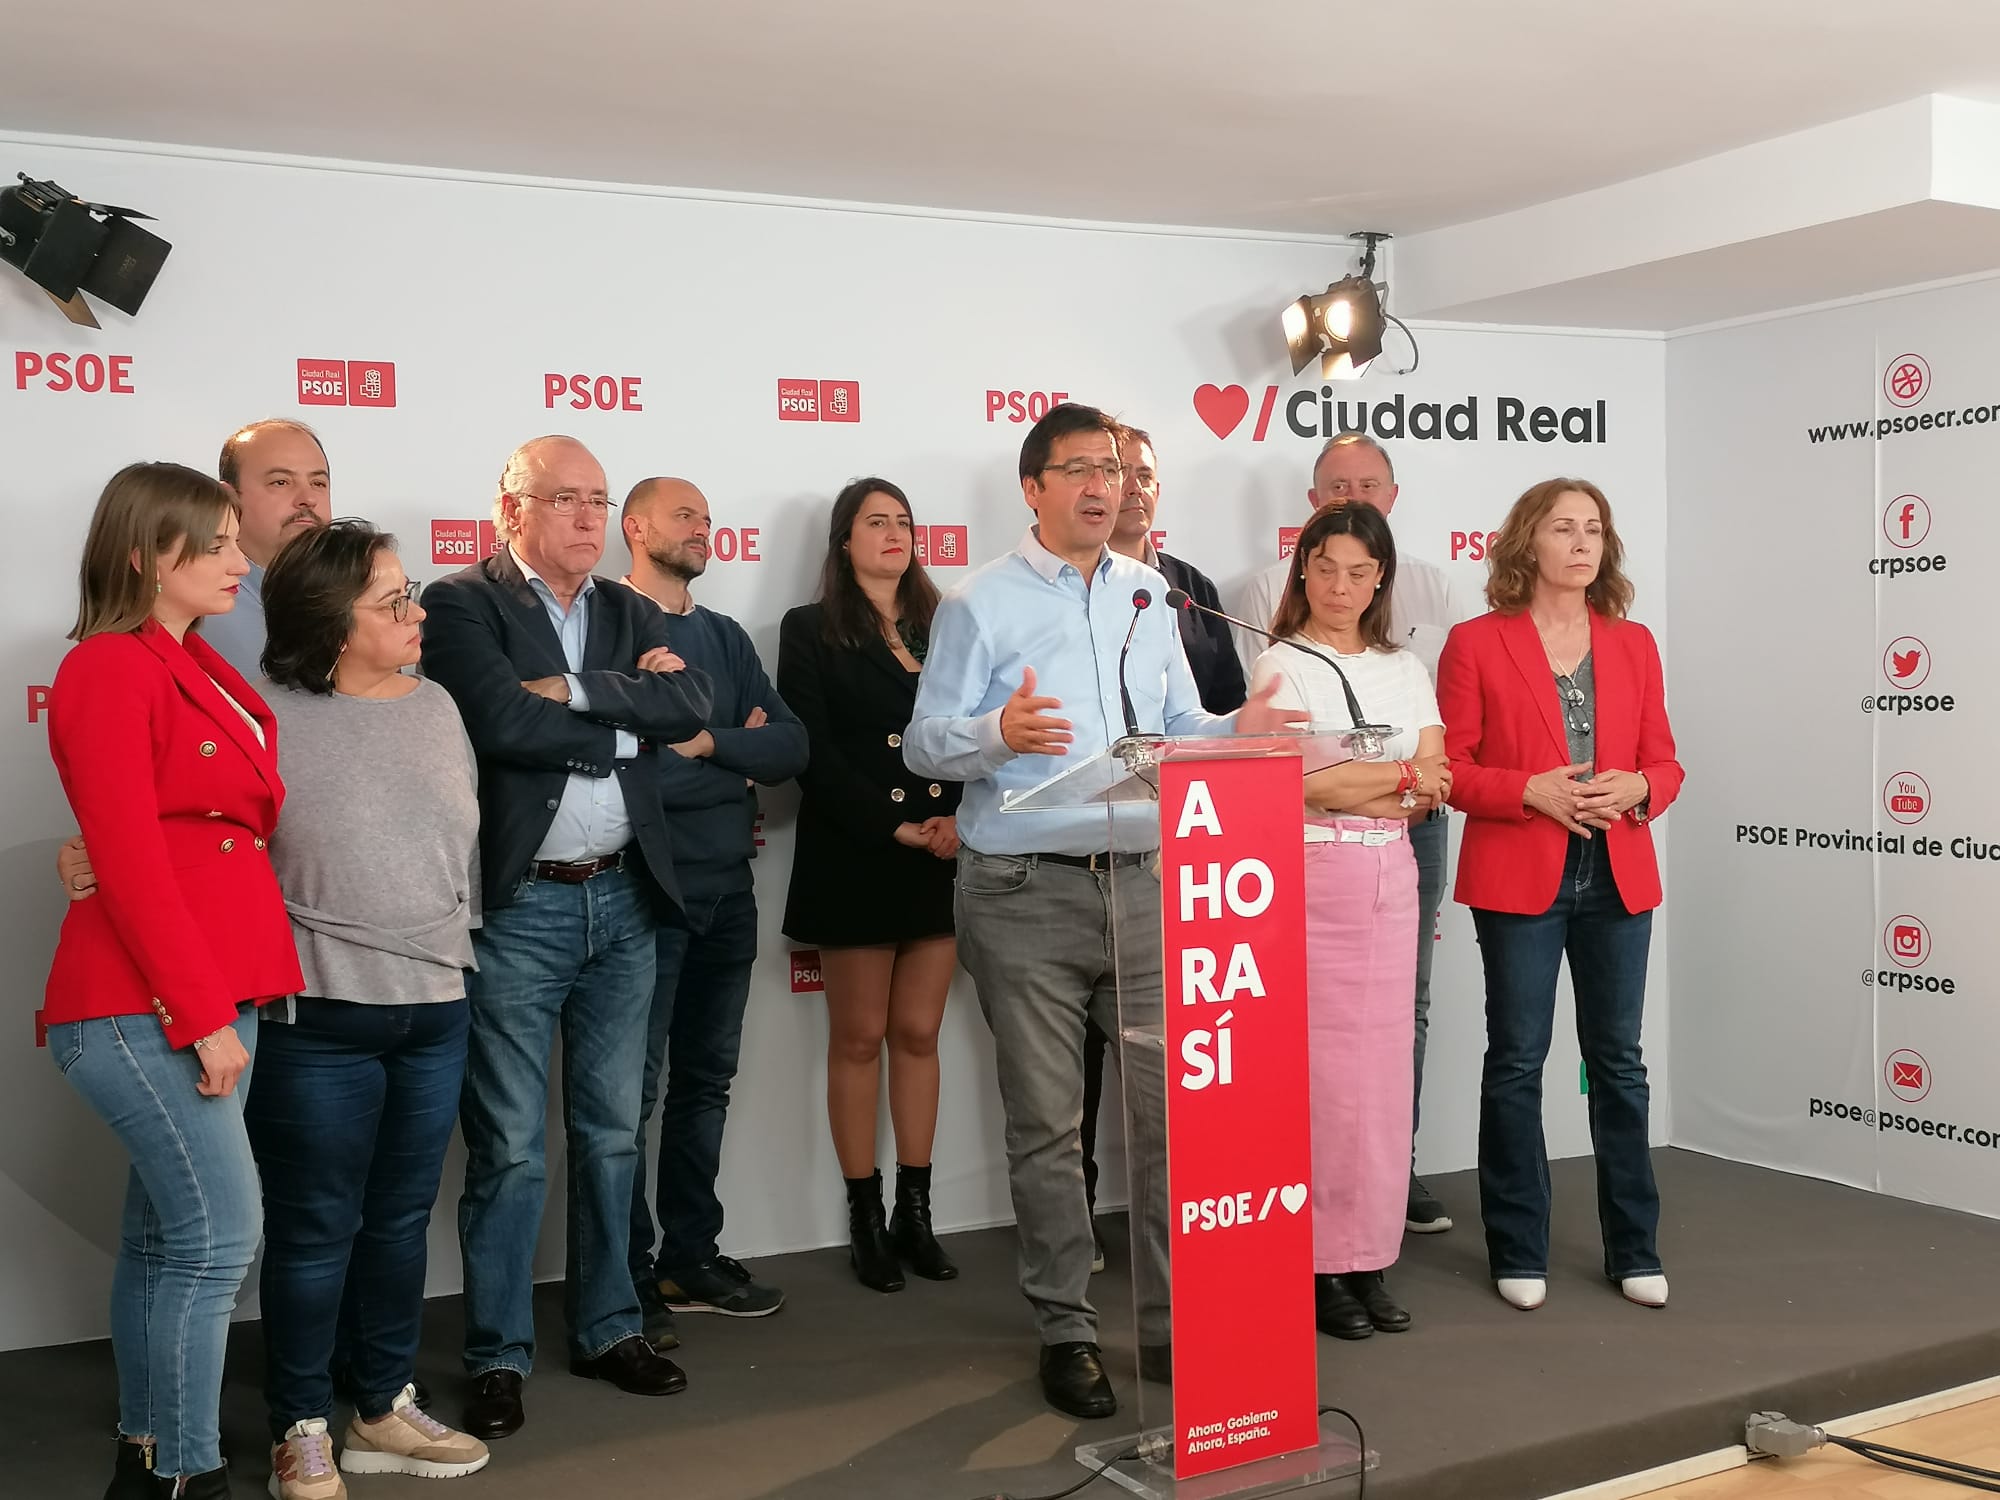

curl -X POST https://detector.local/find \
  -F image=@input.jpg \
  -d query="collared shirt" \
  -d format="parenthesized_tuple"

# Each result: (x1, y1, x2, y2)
(200, 560, 267, 681)
(1229, 549, 1473, 685)
(904, 528, 1231, 856)
(512, 545, 637, 862)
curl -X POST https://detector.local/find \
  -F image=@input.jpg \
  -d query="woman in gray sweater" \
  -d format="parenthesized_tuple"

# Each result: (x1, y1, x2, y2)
(246, 522, 491, 1498)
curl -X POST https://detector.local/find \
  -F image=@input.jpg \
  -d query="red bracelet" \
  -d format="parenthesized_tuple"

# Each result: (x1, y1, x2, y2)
(1395, 761, 1415, 794)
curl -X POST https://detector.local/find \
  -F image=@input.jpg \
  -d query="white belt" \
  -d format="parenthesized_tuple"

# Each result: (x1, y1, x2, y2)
(1334, 825, 1403, 846)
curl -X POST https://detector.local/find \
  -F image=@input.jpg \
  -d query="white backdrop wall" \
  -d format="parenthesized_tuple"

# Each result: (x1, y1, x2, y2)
(0, 136, 1667, 1352)
(1668, 275, 2000, 1212)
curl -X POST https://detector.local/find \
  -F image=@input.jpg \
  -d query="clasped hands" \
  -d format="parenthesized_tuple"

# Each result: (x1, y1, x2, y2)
(1523, 764, 1649, 837)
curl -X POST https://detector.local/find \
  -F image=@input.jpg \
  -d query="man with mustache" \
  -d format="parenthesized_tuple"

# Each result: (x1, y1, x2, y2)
(203, 419, 335, 678)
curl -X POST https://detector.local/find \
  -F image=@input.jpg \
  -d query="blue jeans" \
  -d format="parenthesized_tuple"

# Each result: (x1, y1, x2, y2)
(628, 888, 759, 1282)
(47, 1006, 261, 1482)
(1472, 835, 1660, 1281)
(245, 997, 469, 1438)
(1409, 810, 1448, 1141)
(458, 865, 659, 1375)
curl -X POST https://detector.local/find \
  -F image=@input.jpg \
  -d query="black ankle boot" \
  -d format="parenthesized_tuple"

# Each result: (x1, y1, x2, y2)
(888, 1163, 959, 1282)
(102, 1438, 156, 1500)
(846, 1172, 905, 1293)
(164, 1466, 231, 1498)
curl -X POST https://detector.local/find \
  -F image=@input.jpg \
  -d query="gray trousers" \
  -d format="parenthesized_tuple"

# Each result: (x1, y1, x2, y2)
(955, 847, 1171, 1346)
(1410, 810, 1449, 1143)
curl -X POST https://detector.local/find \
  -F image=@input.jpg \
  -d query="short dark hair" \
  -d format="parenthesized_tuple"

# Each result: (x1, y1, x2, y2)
(1269, 502, 1399, 652)
(1019, 402, 1120, 483)
(1114, 423, 1155, 455)
(261, 519, 397, 692)
(218, 419, 329, 489)
(815, 478, 942, 650)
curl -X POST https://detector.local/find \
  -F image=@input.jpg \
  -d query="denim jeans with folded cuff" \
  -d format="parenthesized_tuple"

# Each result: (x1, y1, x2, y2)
(48, 1005, 261, 1483)
(629, 888, 759, 1284)
(458, 864, 658, 1376)
(245, 995, 469, 1438)
(1472, 834, 1660, 1281)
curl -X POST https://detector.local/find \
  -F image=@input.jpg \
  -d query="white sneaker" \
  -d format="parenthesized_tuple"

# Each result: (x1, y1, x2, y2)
(1621, 1274, 1669, 1308)
(270, 1418, 347, 1500)
(340, 1384, 491, 1478)
(1496, 1277, 1547, 1310)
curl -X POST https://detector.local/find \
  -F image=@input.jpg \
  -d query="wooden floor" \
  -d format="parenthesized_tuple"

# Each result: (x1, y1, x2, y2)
(1643, 1395, 2000, 1497)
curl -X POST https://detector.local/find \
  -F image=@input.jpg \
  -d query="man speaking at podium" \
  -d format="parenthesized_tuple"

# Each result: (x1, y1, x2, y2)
(905, 403, 1299, 1420)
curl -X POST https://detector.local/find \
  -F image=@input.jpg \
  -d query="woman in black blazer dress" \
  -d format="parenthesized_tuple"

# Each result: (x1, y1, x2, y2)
(779, 477, 963, 1295)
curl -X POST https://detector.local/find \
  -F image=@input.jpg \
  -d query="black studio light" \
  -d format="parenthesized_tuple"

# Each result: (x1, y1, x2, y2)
(0, 174, 172, 327)
(1280, 231, 1415, 379)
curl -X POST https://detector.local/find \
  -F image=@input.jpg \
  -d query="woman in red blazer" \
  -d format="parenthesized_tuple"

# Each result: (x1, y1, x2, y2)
(43, 463, 302, 1500)
(1436, 477, 1682, 1318)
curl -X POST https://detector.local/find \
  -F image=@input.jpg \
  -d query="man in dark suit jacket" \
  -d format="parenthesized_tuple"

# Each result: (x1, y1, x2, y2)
(419, 436, 711, 1441)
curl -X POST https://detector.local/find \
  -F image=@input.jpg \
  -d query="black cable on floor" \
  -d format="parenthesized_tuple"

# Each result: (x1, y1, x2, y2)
(967, 1445, 1141, 1500)
(1320, 1404, 1368, 1500)
(1827, 1434, 2000, 1493)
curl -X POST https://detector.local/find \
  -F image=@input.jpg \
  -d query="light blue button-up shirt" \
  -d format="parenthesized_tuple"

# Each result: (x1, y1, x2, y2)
(512, 545, 638, 862)
(904, 528, 1231, 856)
(201, 560, 267, 680)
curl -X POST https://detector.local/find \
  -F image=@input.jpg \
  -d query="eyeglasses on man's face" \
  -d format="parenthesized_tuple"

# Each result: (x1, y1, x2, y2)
(523, 490, 612, 519)
(1041, 459, 1124, 485)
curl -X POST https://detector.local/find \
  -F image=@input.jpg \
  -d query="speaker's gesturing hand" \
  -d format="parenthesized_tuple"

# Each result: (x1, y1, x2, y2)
(1001, 667, 1072, 755)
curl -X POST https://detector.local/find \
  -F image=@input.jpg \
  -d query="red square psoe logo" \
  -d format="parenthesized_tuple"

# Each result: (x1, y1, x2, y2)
(477, 519, 500, 557)
(297, 359, 347, 405)
(1278, 526, 1301, 559)
(347, 361, 396, 407)
(927, 524, 968, 566)
(430, 520, 480, 566)
(778, 379, 820, 421)
(912, 526, 930, 566)
(819, 379, 860, 423)
(789, 949, 824, 993)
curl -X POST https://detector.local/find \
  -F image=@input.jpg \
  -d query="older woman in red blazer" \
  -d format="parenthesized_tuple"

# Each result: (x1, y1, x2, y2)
(1436, 477, 1682, 1318)
(43, 463, 301, 1500)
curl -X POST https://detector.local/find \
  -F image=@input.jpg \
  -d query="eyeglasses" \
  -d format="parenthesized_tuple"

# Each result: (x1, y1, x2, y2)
(1041, 460, 1124, 485)
(1556, 674, 1591, 738)
(523, 491, 612, 518)
(363, 581, 422, 623)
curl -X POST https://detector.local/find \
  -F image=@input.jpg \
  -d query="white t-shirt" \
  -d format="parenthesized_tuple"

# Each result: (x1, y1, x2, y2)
(1230, 550, 1469, 686)
(1249, 639, 1442, 842)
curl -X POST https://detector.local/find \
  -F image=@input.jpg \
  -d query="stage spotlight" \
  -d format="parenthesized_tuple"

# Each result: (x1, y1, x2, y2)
(1280, 231, 1415, 380)
(0, 174, 172, 328)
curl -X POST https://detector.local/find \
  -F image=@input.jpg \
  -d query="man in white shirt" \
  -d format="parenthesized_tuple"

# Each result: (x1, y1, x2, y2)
(1227, 434, 1470, 1234)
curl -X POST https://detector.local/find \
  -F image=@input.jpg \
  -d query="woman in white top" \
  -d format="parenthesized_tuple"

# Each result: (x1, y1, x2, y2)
(1249, 502, 1450, 1343)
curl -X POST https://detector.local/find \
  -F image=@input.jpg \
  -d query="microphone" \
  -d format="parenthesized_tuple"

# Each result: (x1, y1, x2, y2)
(1118, 588, 1152, 738)
(1165, 587, 1393, 753)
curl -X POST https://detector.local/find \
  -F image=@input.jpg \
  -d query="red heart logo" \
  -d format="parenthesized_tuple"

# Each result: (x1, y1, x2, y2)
(1193, 383, 1250, 439)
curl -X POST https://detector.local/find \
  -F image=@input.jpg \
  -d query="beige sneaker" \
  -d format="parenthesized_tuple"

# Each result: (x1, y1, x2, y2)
(270, 1418, 348, 1500)
(340, 1384, 491, 1478)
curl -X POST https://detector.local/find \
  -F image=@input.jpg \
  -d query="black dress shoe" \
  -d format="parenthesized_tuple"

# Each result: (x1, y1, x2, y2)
(889, 1164, 959, 1282)
(167, 1466, 231, 1499)
(1341, 1270, 1412, 1333)
(1039, 1341, 1118, 1419)
(846, 1171, 906, 1293)
(1314, 1274, 1374, 1340)
(1138, 1343, 1173, 1384)
(465, 1369, 525, 1440)
(570, 1334, 688, 1396)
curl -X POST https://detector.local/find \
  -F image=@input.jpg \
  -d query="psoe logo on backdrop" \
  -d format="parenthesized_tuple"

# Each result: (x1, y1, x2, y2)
(1450, 529, 1503, 561)
(1885, 1048, 1932, 1104)
(913, 525, 969, 567)
(1872, 494, 1947, 581)
(1190, 382, 1607, 445)
(1277, 526, 1301, 561)
(26, 685, 52, 725)
(1882, 770, 1931, 825)
(789, 949, 824, 993)
(778, 378, 861, 423)
(1883, 352, 1931, 410)
(545, 373, 643, 411)
(429, 519, 500, 567)
(14, 351, 135, 393)
(986, 389, 1069, 424)
(298, 359, 397, 408)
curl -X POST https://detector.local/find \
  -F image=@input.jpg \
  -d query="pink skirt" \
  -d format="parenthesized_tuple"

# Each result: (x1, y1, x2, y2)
(1303, 824, 1418, 1274)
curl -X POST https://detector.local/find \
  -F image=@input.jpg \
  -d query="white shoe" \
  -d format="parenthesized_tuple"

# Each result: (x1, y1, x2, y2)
(1496, 1277, 1546, 1310)
(1621, 1274, 1669, 1308)
(340, 1385, 490, 1478)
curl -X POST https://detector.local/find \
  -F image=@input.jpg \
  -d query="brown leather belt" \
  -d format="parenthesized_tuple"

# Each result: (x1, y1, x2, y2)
(531, 852, 626, 885)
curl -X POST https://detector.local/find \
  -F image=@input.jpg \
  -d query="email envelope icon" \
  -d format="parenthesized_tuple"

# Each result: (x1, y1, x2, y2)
(1893, 1061, 1925, 1089)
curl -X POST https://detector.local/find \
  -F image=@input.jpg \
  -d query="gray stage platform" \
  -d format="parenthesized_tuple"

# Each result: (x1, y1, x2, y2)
(7, 1149, 2000, 1499)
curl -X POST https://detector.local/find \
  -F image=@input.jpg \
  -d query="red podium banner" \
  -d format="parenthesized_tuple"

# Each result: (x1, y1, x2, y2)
(1159, 755, 1319, 1479)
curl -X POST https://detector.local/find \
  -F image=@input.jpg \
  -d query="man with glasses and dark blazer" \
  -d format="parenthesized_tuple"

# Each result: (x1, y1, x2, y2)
(419, 435, 711, 1442)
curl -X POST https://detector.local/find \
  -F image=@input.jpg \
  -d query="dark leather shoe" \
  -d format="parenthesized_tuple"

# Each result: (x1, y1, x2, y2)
(1341, 1270, 1412, 1333)
(1138, 1343, 1173, 1384)
(465, 1368, 524, 1440)
(570, 1334, 688, 1396)
(889, 1168, 959, 1282)
(166, 1466, 231, 1498)
(1039, 1341, 1117, 1419)
(102, 1438, 156, 1500)
(847, 1172, 906, 1294)
(1314, 1274, 1374, 1340)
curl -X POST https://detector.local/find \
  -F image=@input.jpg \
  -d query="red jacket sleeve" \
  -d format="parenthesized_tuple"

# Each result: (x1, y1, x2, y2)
(48, 643, 240, 1047)
(1630, 624, 1684, 817)
(1438, 621, 1532, 822)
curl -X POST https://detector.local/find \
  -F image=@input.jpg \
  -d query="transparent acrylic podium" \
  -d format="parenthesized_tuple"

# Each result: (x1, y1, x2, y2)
(1003, 728, 1384, 1500)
